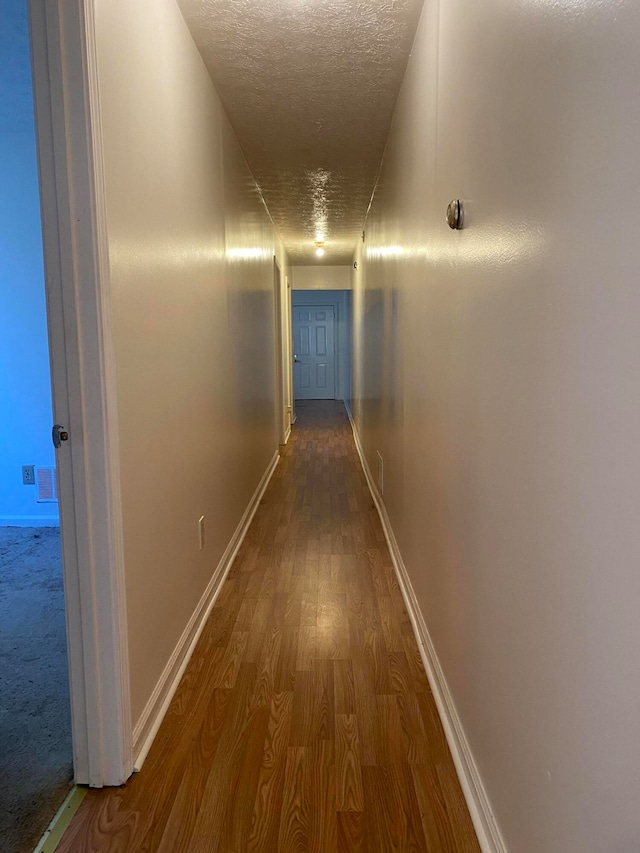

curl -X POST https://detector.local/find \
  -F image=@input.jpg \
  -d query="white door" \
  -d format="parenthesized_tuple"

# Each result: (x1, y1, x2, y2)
(292, 305, 336, 399)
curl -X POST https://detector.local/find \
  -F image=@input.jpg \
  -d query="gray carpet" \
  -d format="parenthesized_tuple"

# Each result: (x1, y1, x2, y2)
(0, 528, 73, 853)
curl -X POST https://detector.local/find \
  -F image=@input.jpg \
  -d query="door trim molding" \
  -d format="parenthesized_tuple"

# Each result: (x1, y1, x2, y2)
(273, 258, 287, 444)
(347, 410, 507, 853)
(29, 0, 133, 785)
(284, 276, 294, 430)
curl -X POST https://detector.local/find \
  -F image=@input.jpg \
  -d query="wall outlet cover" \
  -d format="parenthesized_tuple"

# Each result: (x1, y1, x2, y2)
(198, 515, 205, 550)
(22, 465, 35, 485)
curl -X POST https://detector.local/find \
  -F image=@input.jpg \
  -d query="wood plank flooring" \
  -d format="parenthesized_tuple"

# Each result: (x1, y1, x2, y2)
(57, 401, 481, 852)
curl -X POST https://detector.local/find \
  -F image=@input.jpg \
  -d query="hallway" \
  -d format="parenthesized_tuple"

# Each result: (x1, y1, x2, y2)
(56, 402, 479, 852)
(19, 0, 640, 846)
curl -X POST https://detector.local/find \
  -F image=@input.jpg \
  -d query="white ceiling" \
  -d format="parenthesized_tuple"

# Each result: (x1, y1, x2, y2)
(177, 0, 425, 264)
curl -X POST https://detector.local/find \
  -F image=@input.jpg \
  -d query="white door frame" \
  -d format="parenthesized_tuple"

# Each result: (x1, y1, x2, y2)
(28, 0, 133, 786)
(285, 276, 295, 426)
(273, 255, 288, 444)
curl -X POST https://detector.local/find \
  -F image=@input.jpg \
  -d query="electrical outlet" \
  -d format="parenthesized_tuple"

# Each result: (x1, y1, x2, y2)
(198, 516, 205, 550)
(22, 465, 35, 485)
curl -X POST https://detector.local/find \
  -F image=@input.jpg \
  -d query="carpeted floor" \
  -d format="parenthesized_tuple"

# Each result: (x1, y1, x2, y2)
(0, 527, 73, 853)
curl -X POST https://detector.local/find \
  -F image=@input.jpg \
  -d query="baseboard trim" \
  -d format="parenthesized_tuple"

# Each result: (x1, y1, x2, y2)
(132, 449, 280, 770)
(0, 516, 60, 527)
(283, 426, 292, 444)
(347, 411, 507, 853)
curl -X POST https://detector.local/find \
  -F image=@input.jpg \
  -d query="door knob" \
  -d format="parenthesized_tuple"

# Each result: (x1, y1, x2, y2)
(293, 355, 300, 363)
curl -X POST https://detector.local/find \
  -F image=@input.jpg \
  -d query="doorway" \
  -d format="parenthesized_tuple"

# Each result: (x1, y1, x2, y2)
(292, 305, 336, 399)
(291, 289, 351, 407)
(1, 0, 136, 846)
(0, 1, 72, 849)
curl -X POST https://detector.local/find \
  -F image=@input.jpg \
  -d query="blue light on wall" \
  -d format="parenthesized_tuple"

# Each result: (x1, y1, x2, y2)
(0, 0, 58, 526)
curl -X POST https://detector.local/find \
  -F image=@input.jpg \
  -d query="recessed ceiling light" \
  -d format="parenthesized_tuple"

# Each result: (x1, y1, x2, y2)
(316, 247, 325, 257)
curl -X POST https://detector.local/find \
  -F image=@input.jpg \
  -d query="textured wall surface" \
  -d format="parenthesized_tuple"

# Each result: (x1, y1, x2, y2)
(352, 0, 640, 850)
(176, 0, 424, 264)
(95, 0, 288, 725)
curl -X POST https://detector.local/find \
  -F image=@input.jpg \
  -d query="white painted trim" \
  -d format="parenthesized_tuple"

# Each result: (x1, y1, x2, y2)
(28, 0, 133, 786)
(0, 516, 60, 527)
(273, 258, 287, 445)
(283, 426, 292, 445)
(132, 450, 280, 770)
(347, 411, 508, 853)
(284, 276, 294, 434)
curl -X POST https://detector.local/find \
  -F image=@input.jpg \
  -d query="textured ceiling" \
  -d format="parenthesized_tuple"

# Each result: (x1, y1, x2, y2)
(177, 0, 425, 264)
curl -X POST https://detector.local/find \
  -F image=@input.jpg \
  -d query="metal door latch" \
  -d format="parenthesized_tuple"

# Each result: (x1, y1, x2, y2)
(52, 424, 69, 448)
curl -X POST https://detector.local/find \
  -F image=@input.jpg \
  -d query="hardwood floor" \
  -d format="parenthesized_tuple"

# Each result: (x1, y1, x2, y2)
(57, 401, 481, 852)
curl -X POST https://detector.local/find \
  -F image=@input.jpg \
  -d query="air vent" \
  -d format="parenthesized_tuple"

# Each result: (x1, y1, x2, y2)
(36, 467, 58, 503)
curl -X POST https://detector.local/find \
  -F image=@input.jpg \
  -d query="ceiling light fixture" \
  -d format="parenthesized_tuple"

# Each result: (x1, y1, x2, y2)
(316, 247, 325, 257)
(315, 231, 325, 242)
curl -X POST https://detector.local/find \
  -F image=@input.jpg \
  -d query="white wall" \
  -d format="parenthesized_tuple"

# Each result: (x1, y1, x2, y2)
(0, 1, 57, 527)
(292, 265, 351, 290)
(292, 289, 351, 407)
(94, 0, 288, 727)
(352, 1, 640, 851)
